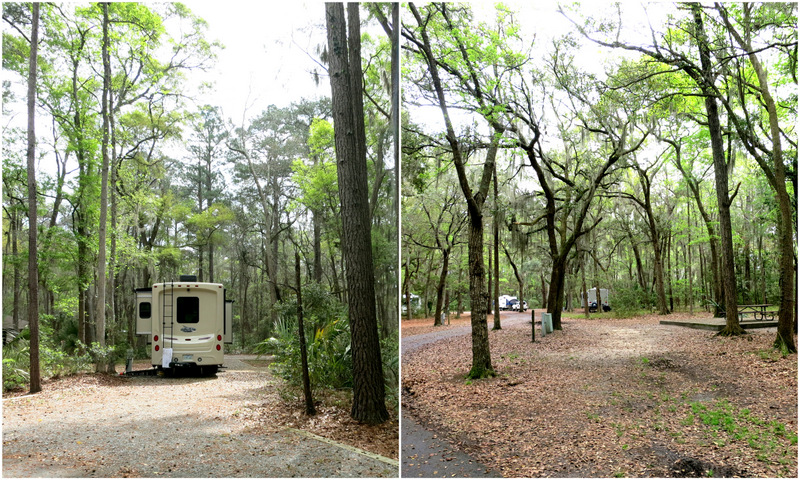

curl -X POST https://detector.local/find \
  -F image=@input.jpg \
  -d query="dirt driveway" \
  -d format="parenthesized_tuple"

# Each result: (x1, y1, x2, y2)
(2, 355, 397, 478)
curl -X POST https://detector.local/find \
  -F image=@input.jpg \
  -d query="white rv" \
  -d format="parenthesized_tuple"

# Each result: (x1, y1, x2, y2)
(135, 276, 232, 375)
(498, 295, 517, 311)
(581, 288, 610, 312)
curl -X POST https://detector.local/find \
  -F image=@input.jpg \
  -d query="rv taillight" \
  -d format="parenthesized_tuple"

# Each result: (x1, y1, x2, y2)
(155, 345, 160, 352)
(216, 344, 221, 351)
(217, 335, 222, 341)
(153, 335, 159, 342)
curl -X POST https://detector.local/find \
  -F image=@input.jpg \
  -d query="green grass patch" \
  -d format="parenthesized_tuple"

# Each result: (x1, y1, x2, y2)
(686, 399, 797, 463)
(753, 347, 791, 362)
(586, 411, 601, 422)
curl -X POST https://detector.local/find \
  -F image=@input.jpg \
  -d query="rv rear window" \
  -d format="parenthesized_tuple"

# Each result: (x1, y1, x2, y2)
(177, 297, 200, 323)
(139, 302, 151, 319)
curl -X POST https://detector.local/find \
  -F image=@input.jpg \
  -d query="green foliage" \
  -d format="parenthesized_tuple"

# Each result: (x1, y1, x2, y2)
(381, 332, 399, 411)
(256, 282, 398, 411)
(77, 340, 126, 367)
(2, 338, 30, 390)
(611, 285, 655, 318)
(2, 327, 95, 391)
(257, 284, 352, 390)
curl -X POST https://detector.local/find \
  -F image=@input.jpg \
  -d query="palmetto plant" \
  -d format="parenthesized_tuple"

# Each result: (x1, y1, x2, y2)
(257, 285, 353, 390)
(2, 337, 30, 391)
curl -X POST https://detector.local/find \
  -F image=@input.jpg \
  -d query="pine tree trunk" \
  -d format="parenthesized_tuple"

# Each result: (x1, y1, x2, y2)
(12, 210, 21, 331)
(325, 3, 388, 424)
(208, 242, 214, 283)
(26, 2, 41, 394)
(94, 3, 112, 372)
(313, 209, 322, 283)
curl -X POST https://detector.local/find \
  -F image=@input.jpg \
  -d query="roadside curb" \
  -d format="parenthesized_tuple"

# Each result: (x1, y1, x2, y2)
(287, 427, 400, 468)
(2, 394, 36, 402)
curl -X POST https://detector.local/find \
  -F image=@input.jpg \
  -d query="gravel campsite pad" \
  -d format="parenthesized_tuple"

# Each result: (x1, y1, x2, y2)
(3, 355, 397, 478)
(402, 312, 797, 478)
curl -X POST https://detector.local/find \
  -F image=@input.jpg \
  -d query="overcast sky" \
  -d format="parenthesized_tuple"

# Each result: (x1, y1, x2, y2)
(3, 2, 670, 177)
(184, 0, 331, 124)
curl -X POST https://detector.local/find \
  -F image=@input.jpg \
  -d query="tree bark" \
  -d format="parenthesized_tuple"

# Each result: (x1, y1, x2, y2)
(296, 251, 315, 416)
(540, 272, 548, 311)
(325, 3, 388, 424)
(687, 187, 694, 314)
(669, 140, 723, 316)
(94, 2, 112, 371)
(408, 3, 495, 378)
(467, 211, 493, 378)
(433, 250, 449, 327)
(313, 210, 323, 283)
(691, 3, 742, 336)
(487, 240, 493, 316)
(717, 3, 796, 351)
(492, 163, 501, 330)
(11, 210, 21, 331)
(27, 2, 41, 394)
(580, 247, 589, 318)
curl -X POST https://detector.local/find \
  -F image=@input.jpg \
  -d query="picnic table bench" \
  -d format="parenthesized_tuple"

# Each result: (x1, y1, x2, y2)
(737, 304, 778, 322)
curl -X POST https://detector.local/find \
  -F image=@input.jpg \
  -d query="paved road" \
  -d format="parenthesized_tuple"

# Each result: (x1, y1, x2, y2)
(401, 311, 536, 477)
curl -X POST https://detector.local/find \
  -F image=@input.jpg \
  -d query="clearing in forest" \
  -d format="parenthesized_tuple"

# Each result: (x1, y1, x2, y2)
(402, 312, 797, 477)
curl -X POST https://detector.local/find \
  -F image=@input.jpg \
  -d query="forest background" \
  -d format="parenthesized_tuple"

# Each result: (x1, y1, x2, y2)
(1, 0, 797, 427)
(2, 1, 399, 423)
(400, 1, 797, 379)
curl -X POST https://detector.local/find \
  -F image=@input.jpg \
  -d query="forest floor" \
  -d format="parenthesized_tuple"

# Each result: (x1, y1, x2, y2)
(2, 355, 398, 477)
(402, 310, 798, 478)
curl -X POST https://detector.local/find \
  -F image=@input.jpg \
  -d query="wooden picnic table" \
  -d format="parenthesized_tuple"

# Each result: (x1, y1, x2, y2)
(737, 304, 777, 322)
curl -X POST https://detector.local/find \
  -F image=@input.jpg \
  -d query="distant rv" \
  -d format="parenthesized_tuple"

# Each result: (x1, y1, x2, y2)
(135, 275, 232, 375)
(581, 287, 611, 313)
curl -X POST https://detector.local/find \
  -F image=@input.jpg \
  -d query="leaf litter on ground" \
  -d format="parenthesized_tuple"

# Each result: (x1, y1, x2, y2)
(402, 311, 797, 478)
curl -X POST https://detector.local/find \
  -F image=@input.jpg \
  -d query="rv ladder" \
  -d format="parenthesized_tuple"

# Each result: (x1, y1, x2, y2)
(162, 281, 174, 351)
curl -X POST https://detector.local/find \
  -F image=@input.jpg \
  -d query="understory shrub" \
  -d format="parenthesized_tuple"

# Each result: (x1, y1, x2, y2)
(2, 327, 94, 391)
(255, 283, 399, 410)
(382, 332, 399, 411)
(612, 285, 655, 318)
(255, 283, 353, 390)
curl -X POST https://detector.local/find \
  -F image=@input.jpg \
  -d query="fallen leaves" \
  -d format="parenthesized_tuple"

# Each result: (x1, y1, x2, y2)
(403, 311, 798, 477)
(230, 367, 399, 460)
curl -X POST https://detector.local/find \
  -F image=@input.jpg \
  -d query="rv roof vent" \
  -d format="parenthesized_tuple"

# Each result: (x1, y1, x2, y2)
(179, 275, 198, 282)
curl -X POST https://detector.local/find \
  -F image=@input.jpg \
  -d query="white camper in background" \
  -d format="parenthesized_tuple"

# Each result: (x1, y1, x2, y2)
(498, 295, 516, 310)
(581, 288, 610, 312)
(135, 275, 233, 376)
